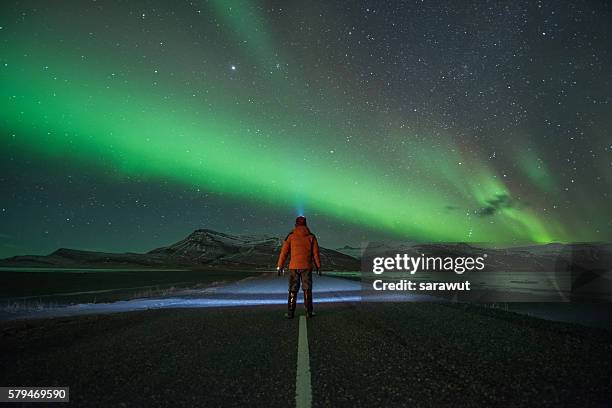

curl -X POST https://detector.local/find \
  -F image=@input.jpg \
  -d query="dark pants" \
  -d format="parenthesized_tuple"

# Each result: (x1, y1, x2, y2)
(289, 269, 312, 293)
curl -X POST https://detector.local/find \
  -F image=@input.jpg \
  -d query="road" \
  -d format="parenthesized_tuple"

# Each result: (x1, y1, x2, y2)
(1, 274, 610, 407)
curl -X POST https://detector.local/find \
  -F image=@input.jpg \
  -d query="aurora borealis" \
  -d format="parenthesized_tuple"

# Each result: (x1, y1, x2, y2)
(1, 1, 611, 257)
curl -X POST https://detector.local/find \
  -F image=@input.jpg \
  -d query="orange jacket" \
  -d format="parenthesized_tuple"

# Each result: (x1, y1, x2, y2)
(277, 225, 321, 270)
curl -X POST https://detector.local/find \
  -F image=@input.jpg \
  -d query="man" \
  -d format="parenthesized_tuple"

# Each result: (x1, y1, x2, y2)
(276, 216, 321, 319)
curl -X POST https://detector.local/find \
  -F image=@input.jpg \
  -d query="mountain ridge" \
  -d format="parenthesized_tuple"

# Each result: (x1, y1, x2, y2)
(0, 229, 360, 271)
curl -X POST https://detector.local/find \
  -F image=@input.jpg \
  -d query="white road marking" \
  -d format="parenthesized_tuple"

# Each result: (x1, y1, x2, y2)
(296, 315, 312, 408)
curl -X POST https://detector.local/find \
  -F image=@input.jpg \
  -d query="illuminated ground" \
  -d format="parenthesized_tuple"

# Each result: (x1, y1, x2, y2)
(2, 274, 608, 328)
(1, 274, 368, 320)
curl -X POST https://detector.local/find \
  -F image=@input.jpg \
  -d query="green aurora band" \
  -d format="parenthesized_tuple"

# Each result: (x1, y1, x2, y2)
(1, 3, 607, 244)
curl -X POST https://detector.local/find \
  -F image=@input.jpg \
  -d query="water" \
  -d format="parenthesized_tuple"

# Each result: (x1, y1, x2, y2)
(0, 268, 260, 305)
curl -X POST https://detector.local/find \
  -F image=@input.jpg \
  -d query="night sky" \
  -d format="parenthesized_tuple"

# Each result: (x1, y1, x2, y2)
(1, 0, 611, 258)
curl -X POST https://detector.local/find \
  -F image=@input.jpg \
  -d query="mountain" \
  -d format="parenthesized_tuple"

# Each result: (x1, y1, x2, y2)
(149, 229, 360, 270)
(3, 232, 609, 274)
(335, 245, 363, 259)
(0, 229, 360, 271)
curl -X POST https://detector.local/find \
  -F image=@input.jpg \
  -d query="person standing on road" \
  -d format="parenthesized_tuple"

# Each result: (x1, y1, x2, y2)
(276, 216, 321, 319)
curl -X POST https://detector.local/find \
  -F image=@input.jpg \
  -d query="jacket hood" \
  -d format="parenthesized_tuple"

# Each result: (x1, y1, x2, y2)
(293, 225, 311, 236)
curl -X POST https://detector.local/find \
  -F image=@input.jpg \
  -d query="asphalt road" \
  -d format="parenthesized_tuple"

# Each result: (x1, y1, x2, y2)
(1, 275, 610, 407)
(309, 302, 611, 407)
(1, 307, 298, 407)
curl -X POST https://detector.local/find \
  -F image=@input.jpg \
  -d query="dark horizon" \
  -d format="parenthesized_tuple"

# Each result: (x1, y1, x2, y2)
(2, 224, 610, 261)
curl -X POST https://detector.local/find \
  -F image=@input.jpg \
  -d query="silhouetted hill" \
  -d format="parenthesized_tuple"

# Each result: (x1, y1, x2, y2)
(0, 229, 360, 271)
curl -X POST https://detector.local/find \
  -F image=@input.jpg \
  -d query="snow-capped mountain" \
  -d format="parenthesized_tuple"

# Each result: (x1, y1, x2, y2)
(0, 228, 361, 270)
